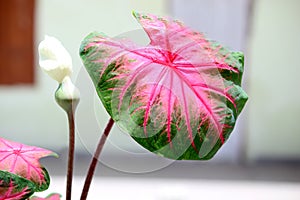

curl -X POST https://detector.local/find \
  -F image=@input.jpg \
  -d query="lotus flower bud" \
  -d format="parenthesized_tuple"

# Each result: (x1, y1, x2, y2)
(38, 35, 72, 83)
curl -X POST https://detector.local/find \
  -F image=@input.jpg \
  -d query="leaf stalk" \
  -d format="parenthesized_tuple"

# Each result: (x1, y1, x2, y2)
(80, 118, 114, 200)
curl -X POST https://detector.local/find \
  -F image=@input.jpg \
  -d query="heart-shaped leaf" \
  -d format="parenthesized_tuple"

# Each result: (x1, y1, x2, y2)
(80, 12, 248, 160)
(0, 171, 35, 200)
(30, 193, 61, 200)
(0, 137, 57, 191)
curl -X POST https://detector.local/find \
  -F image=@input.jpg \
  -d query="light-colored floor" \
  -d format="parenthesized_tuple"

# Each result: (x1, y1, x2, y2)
(37, 153, 300, 199)
(37, 177, 300, 200)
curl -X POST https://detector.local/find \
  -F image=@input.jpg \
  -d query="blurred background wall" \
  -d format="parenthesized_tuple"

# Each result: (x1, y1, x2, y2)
(247, 0, 300, 161)
(0, 0, 299, 164)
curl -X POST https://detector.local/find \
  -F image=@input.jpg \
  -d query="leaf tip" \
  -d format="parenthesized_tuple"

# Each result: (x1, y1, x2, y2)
(30, 193, 62, 200)
(132, 11, 150, 21)
(132, 10, 139, 18)
(51, 152, 59, 158)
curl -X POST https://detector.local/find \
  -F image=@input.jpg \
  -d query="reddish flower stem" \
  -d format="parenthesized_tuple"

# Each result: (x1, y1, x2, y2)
(66, 109, 75, 200)
(80, 118, 114, 200)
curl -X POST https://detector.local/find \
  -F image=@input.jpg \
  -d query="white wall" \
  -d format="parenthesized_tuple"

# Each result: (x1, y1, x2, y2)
(247, 0, 300, 161)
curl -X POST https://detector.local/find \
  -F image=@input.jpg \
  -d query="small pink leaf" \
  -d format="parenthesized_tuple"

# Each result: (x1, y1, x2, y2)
(30, 193, 61, 200)
(0, 137, 57, 190)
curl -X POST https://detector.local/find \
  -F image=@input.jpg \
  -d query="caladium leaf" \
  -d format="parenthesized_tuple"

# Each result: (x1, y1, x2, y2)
(80, 12, 248, 160)
(30, 193, 61, 200)
(0, 137, 57, 191)
(0, 171, 35, 200)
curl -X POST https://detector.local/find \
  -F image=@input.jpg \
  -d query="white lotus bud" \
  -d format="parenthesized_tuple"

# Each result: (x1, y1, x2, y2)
(38, 35, 72, 83)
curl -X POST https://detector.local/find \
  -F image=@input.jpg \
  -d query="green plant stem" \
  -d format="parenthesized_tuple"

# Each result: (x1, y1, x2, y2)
(66, 109, 75, 200)
(80, 118, 114, 200)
